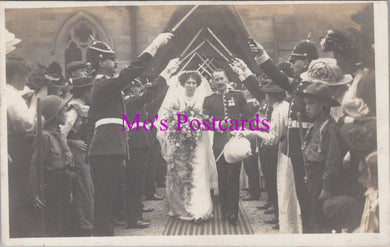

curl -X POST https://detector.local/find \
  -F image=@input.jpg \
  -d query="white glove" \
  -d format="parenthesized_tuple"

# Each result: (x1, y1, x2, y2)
(229, 58, 254, 81)
(248, 39, 270, 65)
(160, 58, 181, 80)
(142, 33, 174, 57)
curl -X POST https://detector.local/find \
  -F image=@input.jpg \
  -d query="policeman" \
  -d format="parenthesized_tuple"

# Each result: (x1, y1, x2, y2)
(246, 37, 319, 232)
(86, 32, 172, 236)
(203, 69, 251, 226)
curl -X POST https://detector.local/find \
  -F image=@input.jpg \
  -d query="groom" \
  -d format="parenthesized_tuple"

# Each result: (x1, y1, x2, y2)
(203, 69, 251, 226)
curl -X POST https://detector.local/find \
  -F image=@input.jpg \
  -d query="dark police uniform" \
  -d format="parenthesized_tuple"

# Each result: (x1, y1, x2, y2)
(124, 75, 167, 225)
(87, 53, 152, 236)
(253, 39, 319, 229)
(203, 88, 250, 223)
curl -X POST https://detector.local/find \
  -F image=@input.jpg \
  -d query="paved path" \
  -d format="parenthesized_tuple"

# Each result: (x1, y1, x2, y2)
(115, 188, 278, 236)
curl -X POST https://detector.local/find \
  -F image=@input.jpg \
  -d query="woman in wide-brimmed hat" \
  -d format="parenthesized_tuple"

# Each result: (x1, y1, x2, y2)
(60, 76, 95, 236)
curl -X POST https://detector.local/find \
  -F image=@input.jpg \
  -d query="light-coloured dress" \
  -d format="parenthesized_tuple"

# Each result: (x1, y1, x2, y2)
(158, 95, 216, 221)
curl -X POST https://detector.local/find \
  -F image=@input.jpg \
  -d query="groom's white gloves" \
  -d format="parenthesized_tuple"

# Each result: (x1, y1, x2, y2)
(229, 58, 255, 81)
(160, 58, 181, 81)
(142, 32, 174, 57)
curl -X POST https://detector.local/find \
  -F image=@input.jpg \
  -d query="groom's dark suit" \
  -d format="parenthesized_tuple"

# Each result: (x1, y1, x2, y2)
(203, 88, 250, 222)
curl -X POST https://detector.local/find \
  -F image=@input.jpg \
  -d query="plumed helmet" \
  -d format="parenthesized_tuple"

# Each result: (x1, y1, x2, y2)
(86, 40, 117, 69)
(41, 95, 72, 123)
(289, 35, 319, 63)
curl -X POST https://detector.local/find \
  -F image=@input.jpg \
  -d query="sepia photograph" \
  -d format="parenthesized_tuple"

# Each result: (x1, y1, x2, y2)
(0, 1, 389, 246)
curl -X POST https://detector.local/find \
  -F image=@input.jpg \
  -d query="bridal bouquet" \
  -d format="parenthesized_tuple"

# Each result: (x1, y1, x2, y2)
(165, 103, 204, 203)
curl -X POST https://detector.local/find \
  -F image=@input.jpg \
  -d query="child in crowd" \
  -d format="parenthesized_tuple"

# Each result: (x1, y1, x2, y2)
(29, 95, 75, 237)
(299, 82, 346, 233)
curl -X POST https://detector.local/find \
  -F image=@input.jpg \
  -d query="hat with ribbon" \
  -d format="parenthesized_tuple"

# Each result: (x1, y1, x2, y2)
(297, 82, 340, 107)
(300, 58, 353, 86)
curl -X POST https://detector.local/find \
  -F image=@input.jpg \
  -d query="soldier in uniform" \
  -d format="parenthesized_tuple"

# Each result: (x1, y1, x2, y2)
(202, 69, 251, 226)
(86, 32, 173, 236)
(124, 59, 180, 228)
(246, 38, 319, 232)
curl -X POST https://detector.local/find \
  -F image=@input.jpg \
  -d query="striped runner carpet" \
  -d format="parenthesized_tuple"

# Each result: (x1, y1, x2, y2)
(163, 198, 254, 235)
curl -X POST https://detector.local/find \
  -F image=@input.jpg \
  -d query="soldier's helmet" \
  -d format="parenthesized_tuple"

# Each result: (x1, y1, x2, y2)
(41, 95, 72, 123)
(86, 40, 117, 70)
(289, 36, 319, 63)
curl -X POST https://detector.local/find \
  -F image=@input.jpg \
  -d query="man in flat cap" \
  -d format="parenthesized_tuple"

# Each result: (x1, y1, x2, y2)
(86, 32, 173, 236)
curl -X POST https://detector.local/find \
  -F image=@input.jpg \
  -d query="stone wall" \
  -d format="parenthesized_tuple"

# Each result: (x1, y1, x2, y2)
(5, 3, 370, 71)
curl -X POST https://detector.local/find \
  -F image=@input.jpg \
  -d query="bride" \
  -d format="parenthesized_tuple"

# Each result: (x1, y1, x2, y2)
(157, 70, 217, 221)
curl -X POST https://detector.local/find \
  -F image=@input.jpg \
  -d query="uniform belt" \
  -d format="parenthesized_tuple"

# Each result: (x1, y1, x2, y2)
(95, 118, 124, 129)
(288, 119, 312, 129)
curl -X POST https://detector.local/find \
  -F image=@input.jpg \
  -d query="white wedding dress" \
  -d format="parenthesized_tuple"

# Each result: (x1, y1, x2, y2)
(157, 73, 217, 221)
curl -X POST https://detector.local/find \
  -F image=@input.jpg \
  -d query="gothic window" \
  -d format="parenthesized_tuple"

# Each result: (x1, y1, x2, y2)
(64, 20, 100, 66)
(52, 10, 113, 71)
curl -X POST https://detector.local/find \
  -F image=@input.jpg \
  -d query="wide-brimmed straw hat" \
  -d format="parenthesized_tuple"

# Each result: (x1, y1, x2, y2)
(300, 58, 353, 86)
